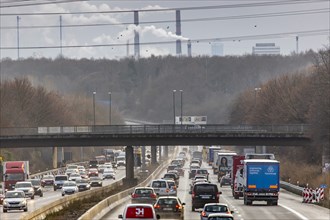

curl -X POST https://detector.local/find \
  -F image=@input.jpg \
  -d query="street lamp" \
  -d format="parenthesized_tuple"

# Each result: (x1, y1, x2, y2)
(254, 87, 261, 105)
(92, 91, 96, 126)
(173, 90, 176, 124)
(180, 90, 183, 125)
(108, 92, 112, 125)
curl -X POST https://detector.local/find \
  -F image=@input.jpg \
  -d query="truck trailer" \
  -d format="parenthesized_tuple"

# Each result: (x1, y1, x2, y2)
(243, 159, 280, 206)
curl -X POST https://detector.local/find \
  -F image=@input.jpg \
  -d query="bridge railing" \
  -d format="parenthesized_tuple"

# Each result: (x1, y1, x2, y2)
(0, 124, 309, 136)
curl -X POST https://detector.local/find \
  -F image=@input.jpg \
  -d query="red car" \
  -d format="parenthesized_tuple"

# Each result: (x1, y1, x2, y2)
(88, 168, 99, 177)
(41, 175, 55, 187)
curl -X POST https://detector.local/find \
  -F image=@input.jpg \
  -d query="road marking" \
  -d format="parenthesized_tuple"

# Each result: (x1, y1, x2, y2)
(279, 203, 309, 220)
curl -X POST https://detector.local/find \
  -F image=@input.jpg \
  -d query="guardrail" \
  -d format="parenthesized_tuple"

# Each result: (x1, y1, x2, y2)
(0, 124, 309, 136)
(79, 148, 179, 220)
(280, 181, 304, 196)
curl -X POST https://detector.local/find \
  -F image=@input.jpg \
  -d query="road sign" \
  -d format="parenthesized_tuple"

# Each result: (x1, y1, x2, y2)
(320, 184, 327, 189)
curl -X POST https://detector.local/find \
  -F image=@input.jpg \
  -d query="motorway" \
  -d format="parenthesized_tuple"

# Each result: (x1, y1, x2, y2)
(101, 160, 330, 220)
(0, 167, 126, 220)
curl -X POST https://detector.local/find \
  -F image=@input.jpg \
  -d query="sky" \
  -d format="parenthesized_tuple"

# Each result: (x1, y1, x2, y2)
(0, 0, 329, 59)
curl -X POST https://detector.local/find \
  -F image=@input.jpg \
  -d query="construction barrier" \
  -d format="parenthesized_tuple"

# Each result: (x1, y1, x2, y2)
(302, 187, 325, 203)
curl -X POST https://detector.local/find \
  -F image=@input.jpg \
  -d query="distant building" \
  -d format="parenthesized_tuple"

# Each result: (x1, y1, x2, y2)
(211, 42, 224, 56)
(252, 43, 280, 55)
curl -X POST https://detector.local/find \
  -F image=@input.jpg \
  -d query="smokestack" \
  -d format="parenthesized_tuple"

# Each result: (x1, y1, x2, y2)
(176, 10, 182, 56)
(134, 11, 140, 58)
(187, 40, 192, 57)
(296, 36, 299, 54)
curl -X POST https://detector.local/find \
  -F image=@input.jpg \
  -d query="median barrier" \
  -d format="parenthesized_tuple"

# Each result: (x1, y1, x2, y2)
(79, 147, 179, 220)
(21, 176, 124, 220)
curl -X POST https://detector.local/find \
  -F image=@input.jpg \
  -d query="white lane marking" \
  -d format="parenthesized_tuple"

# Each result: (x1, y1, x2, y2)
(279, 203, 309, 220)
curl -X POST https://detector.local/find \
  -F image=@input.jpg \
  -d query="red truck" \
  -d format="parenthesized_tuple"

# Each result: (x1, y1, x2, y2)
(3, 161, 30, 190)
(232, 155, 245, 199)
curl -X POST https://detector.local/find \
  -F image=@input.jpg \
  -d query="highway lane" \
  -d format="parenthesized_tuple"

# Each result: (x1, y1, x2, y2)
(101, 160, 330, 220)
(0, 167, 126, 220)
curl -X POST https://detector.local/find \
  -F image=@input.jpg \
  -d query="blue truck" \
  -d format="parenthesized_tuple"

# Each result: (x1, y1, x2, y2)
(207, 146, 222, 165)
(243, 159, 280, 206)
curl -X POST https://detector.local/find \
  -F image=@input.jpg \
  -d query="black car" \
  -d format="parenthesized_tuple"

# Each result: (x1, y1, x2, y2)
(41, 175, 55, 187)
(27, 179, 43, 197)
(191, 182, 221, 211)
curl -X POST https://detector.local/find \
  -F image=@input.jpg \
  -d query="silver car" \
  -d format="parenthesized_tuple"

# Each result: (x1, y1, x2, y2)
(14, 181, 35, 199)
(2, 190, 28, 212)
(61, 181, 78, 196)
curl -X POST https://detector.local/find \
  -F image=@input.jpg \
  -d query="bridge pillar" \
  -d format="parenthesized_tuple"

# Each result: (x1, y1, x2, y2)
(125, 146, 134, 180)
(52, 147, 58, 169)
(164, 146, 168, 158)
(151, 145, 157, 164)
(159, 146, 162, 162)
(141, 146, 146, 170)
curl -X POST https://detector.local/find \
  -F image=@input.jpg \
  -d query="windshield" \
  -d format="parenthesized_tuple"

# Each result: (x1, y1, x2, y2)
(29, 180, 40, 186)
(55, 176, 68, 181)
(205, 205, 228, 212)
(5, 191, 25, 198)
(76, 179, 88, 183)
(63, 182, 76, 186)
(5, 173, 24, 181)
(15, 183, 32, 188)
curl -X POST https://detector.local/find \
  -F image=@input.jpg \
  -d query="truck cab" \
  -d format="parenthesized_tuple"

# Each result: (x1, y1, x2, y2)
(3, 161, 29, 191)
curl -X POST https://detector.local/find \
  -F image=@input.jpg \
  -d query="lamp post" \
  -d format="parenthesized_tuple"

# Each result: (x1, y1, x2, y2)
(254, 87, 261, 105)
(92, 91, 96, 126)
(108, 92, 112, 125)
(173, 90, 176, 124)
(180, 90, 183, 125)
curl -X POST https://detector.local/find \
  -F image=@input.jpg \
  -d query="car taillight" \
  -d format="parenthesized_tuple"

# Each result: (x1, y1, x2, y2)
(192, 193, 195, 198)
(216, 193, 220, 201)
(150, 193, 157, 198)
(176, 204, 182, 209)
(154, 204, 160, 209)
(201, 211, 207, 217)
(131, 193, 139, 198)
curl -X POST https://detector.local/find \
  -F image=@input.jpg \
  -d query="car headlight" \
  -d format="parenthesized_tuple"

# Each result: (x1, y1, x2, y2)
(20, 200, 27, 205)
(29, 188, 34, 192)
(3, 200, 8, 205)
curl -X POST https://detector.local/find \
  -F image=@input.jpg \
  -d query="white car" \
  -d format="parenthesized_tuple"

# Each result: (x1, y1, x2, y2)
(69, 173, 81, 181)
(2, 190, 28, 213)
(118, 204, 160, 220)
(102, 168, 116, 180)
(61, 181, 78, 196)
(14, 181, 35, 199)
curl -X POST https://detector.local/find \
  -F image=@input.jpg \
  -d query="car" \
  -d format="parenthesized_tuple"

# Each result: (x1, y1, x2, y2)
(61, 181, 79, 196)
(190, 164, 201, 170)
(76, 178, 91, 191)
(207, 213, 234, 220)
(27, 179, 43, 197)
(102, 168, 116, 180)
(14, 181, 35, 199)
(90, 176, 103, 187)
(119, 204, 160, 220)
(174, 167, 185, 177)
(196, 169, 209, 180)
(191, 183, 221, 211)
(2, 190, 28, 212)
(79, 170, 89, 179)
(41, 174, 55, 187)
(66, 164, 79, 170)
(192, 158, 202, 166)
(219, 175, 231, 187)
(131, 187, 158, 204)
(54, 175, 69, 191)
(165, 180, 178, 196)
(98, 164, 106, 174)
(189, 179, 209, 194)
(189, 169, 198, 179)
(168, 169, 180, 177)
(200, 203, 234, 220)
(153, 196, 185, 219)
(69, 173, 81, 181)
(0, 189, 4, 205)
(88, 168, 99, 177)
(167, 165, 177, 173)
(150, 179, 172, 196)
(65, 168, 79, 176)
(77, 165, 86, 172)
(162, 173, 179, 186)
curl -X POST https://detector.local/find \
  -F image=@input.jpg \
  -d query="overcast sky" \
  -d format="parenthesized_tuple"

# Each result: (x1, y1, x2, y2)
(0, 0, 329, 59)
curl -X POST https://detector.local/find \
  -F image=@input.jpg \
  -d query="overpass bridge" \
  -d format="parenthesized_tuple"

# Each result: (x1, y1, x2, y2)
(0, 124, 311, 182)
